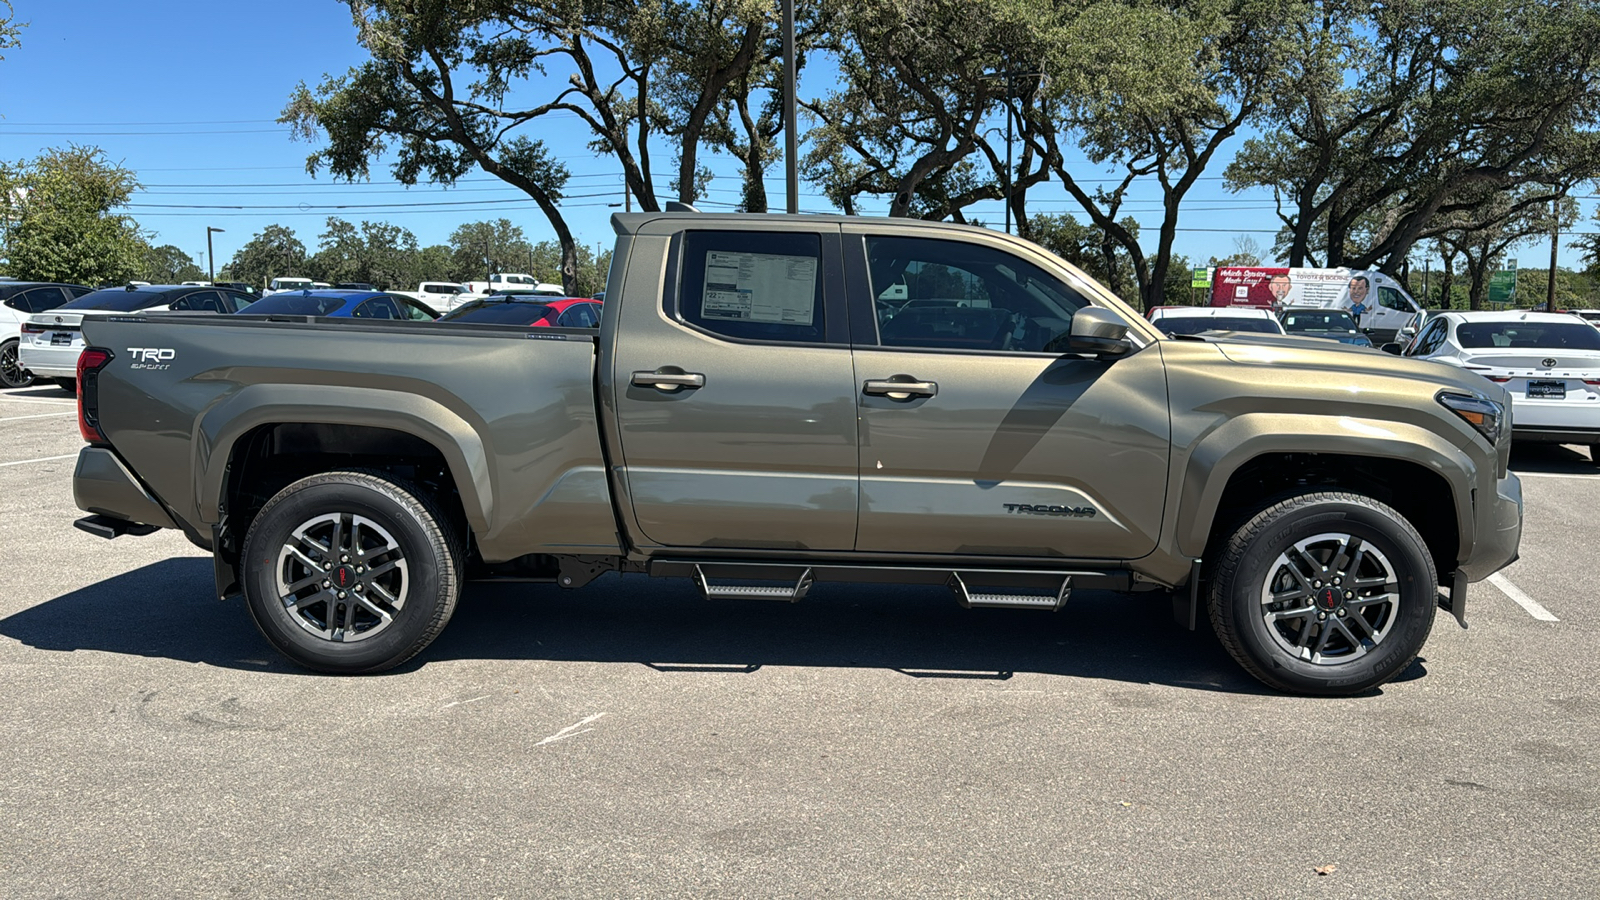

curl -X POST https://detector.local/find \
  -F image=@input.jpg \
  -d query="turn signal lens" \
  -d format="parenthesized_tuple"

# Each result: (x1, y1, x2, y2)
(1438, 392, 1504, 445)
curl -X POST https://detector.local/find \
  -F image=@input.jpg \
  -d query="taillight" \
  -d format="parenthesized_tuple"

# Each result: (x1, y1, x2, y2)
(1487, 376, 1511, 383)
(1585, 380, 1600, 386)
(78, 347, 113, 444)
(20, 323, 43, 335)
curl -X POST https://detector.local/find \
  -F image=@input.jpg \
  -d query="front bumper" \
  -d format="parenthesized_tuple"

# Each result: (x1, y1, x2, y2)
(1459, 472, 1522, 583)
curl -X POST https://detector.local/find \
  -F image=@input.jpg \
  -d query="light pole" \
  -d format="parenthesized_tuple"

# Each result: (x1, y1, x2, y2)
(782, 0, 797, 214)
(980, 70, 1048, 235)
(206, 226, 225, 283)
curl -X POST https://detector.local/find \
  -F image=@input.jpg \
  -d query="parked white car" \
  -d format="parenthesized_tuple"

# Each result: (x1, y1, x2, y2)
(265, 277, 314, 295)
(0, 282, 94, 388)
(1147, 305, 1287, 336)
(20, 284, 256, 390)
(391, 281, 472, 310)
(1399, 310, 1600, 455)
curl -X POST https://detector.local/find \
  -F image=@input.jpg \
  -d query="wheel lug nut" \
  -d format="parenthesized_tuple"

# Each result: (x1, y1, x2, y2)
(337, 591, 347, 599)
(354, 583, 364, 592)
(1337, 609, 1347, 617)
(341, 555, 349, 562)
(322, 580, 330, 588)
(1318, 612, 1327, 620)
(1345, 591, 1353, 600)
(1313, 580, 1323, 588)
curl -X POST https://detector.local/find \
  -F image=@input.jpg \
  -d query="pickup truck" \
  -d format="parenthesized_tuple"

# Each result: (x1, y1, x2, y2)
(67, 212, 1522, 695)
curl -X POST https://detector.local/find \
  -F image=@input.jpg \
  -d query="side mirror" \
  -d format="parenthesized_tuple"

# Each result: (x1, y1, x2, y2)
(1379, 343, 1404, 355)
(1068, 307, 1133, 357)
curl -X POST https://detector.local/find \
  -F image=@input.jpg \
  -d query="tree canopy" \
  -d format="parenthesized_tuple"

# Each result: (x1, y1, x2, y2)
(0, 146, 145, 286)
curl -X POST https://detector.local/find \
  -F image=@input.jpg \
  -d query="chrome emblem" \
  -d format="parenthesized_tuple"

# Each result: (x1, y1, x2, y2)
(1542, 358, 1558, 368)
(54, 316, 62, 323)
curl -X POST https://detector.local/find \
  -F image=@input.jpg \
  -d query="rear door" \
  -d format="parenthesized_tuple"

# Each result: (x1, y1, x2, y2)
(846, 228, 1172, 559)
(610, 226, 859, 551)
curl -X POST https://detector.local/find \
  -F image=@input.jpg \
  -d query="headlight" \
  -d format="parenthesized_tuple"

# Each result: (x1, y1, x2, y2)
(1438, 392, 1504, 444)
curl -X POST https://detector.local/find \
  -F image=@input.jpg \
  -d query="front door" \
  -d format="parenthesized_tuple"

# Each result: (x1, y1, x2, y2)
(611, 226, 859, 551)
(847, 230, 1171, 560)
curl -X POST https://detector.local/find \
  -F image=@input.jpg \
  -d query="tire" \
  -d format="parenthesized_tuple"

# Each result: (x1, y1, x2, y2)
(51, 377, 76, 394)
(0, 339, 32, 389)
(1208, 491, 1437, 695)
(240, 469, 465, 674)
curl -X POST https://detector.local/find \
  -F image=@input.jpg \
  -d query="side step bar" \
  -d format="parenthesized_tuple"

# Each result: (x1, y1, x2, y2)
(692, 564, 814, 602)
(73, 514, 158, 540)
(949, 572, 1071, 611)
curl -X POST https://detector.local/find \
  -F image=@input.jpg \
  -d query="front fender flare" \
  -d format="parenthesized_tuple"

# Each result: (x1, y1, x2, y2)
(1175, 413, 1478, 560)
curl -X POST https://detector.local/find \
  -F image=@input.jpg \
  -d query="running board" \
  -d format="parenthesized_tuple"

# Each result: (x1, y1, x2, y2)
(949, 572, 1072, 611)
(692, 564, 814, 602)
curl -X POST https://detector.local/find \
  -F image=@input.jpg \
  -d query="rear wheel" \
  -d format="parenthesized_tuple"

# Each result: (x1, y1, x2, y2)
(0, 339, 31, 389)
(1208, 491, 1437, 695)
(240, 470, 464, 673)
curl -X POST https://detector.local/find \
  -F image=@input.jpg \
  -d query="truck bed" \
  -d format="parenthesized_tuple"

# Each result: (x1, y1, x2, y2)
(80, 314, 620, 561)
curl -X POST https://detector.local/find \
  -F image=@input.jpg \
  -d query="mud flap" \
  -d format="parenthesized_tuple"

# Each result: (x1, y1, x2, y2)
(1438, 568, 1468, 629)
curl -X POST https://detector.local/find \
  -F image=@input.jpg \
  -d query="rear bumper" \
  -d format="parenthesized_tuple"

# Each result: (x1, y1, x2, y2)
(1459, 472, 1523, 582)
(1512, 427, 1600, 445)
(73, 446, 177, 530)
(18, 342, 80, 378)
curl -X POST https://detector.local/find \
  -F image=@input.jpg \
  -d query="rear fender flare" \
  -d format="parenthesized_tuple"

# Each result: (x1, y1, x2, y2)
(193, 384, 491, 533)
(1175, 413, 1477, 559)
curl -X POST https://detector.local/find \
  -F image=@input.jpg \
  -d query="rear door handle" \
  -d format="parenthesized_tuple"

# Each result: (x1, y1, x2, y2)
(632, 369, 706, 392)
(863, 378, 937, 400)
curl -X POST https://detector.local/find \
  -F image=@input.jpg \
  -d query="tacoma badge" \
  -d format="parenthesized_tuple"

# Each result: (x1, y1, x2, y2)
(1004, 503, 1097, 518)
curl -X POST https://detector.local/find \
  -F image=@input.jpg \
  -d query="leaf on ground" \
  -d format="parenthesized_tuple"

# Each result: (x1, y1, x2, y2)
(1314, 864, 1337, 876)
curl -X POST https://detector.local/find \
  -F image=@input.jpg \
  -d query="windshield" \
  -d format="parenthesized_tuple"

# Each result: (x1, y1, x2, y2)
(241, 293, 350, 316)
(61, 289, 171, 312)
(1456, 321, 1600, 350)
(1282, 311, 1357, 332)
(1155, 316, 1282, 336)
(438, 301, 554, 325)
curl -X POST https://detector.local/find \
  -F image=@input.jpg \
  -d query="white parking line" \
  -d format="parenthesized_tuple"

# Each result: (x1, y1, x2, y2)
(0, 453, 77, 468)
(0, 412, 75, 422)
(0, 396, 75, 406)
(1487, 573, 1560, 622)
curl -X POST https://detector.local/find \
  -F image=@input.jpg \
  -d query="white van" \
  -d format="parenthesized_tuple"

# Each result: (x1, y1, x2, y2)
(1211, 267, 1422, 342)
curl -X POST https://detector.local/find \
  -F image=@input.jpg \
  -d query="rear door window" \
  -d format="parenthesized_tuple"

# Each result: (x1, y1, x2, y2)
(558, 302, 600, 328)
(352, 296, 401, 319)
(675, 231, 831, 343)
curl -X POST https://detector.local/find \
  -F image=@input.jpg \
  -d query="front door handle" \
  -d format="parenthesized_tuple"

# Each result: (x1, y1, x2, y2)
(632, 368, 706, 392)
(863, 377, 937, 400)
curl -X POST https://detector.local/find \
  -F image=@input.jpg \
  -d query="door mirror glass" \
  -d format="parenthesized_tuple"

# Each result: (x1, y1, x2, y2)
(1067, 307, 1131, 357)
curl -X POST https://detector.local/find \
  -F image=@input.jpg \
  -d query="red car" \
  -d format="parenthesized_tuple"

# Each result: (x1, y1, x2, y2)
(437, 295, 602, 328)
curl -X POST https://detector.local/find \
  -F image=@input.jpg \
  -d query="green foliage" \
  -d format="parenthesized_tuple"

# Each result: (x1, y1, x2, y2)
(447, 219, 531, 282)
(1027, 212, 1141, 302)
(0, 146, 145, 286)
(306, 217, 421, 289)
(140, 244, 204, 284)
(219, 225, 308, 290)
(0, 1, 24, 61)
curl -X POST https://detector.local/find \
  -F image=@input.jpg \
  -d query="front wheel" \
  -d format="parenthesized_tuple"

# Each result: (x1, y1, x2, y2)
(0, 339, 32, 389)
(240, 470, 465, 673)
(1208, 491, 1437, 695)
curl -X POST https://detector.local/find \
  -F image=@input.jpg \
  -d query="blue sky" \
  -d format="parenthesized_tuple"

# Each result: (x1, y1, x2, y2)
(0, 0, 1592, 279)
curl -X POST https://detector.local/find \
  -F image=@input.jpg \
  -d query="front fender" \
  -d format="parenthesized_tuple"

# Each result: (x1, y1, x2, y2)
(193, 383, 492, 533)
(1174, 412, 1478, 559)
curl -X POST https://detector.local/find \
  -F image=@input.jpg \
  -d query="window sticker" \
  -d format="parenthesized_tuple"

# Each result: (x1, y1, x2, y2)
(702, 250, 817, 325)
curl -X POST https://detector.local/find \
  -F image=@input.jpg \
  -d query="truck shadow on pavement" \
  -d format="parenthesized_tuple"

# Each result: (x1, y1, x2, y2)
(1, 560, 1426, 695)
(1509, 443, 1595, 475)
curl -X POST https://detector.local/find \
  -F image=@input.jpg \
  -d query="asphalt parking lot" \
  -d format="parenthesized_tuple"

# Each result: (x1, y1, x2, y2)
(0, 383, 1595, 898)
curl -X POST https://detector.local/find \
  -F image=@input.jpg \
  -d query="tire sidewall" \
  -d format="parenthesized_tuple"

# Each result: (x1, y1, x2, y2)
(242, 477, 449, 673)
(0, 339, 31, 389)
(1226, 500, 1435, 694)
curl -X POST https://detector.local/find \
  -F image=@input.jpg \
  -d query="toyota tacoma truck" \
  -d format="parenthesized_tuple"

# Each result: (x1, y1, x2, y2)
(67, 212, 1522, 695)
